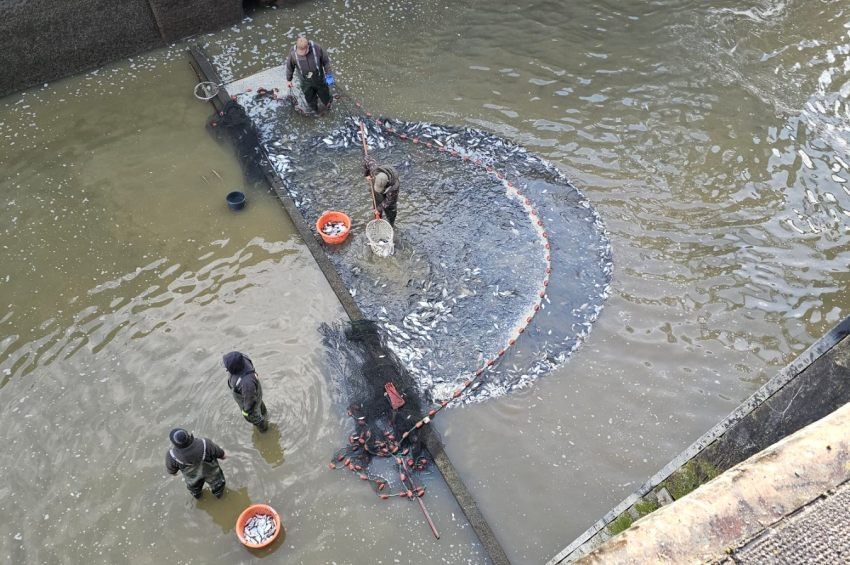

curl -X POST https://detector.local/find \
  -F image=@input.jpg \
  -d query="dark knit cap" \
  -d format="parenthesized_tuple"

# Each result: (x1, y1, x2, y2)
(169, 428, 192, 448)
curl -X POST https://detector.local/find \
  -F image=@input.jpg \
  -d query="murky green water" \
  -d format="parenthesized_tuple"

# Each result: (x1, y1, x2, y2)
(3, 1, 850, 563)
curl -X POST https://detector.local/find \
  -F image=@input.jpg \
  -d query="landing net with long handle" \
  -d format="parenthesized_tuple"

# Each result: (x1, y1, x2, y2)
(359, 121, 395, 257)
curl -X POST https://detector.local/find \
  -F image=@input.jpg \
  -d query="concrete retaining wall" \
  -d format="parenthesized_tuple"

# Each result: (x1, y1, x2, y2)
(0, 0, 243, 98)
(549, 315, 850, 563)
(579, 402, 850, 564)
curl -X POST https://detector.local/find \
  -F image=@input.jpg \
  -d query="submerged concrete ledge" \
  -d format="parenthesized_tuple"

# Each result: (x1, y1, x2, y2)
(579, 401, 850, 563)
(550, 315, 850, 563)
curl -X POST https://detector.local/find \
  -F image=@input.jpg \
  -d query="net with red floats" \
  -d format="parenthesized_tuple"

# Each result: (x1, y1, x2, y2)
(324, 320, 432, 503)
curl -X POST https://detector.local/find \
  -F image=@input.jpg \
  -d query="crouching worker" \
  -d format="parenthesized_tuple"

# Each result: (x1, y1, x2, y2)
(224, 351, 269, 432)
(365, 160, 401, 227)
(165, 428, 227, 499)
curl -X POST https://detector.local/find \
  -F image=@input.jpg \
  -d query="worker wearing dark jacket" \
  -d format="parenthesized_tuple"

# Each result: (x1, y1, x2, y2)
(165, 428, 227, 499)
(224, 351, 268, 432)
(285, 36, 334, 114)
(365, 162, 401, 226)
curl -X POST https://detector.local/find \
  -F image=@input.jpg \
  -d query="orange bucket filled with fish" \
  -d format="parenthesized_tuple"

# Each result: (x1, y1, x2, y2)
(236, 503, 282, 549)
(316, 211, 351, 244)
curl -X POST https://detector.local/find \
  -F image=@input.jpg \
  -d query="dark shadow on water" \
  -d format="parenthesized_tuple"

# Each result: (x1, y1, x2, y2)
(196, 486, 252, 533)
(253, 422, 285, 468)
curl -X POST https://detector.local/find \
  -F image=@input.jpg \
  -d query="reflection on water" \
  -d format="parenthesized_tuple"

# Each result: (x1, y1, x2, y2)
(253, 423, 285, 468)
(197, 486, 252, 533)
(3, 0, 850, 563)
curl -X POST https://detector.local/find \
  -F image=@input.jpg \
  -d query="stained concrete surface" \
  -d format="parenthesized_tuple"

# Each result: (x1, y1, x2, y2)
(722, 480, 850, 564)
(577, 402, 850, 564)
(0, 0, 242, 97)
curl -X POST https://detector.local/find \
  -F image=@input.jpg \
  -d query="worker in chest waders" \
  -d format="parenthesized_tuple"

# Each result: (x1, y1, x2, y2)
(165, 428, 227, 499)
(285, 36, 334, 115)
(224, 351, 269, 432)
(365, 161, 401, 227)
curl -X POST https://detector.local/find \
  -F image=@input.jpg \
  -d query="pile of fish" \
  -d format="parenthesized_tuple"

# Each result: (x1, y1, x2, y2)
(322, 220, 348, 236)
(242, 513, 276, 545)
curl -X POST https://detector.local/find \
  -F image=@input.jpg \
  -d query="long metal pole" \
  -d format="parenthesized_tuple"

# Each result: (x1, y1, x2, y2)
(359, 122, 380, 219)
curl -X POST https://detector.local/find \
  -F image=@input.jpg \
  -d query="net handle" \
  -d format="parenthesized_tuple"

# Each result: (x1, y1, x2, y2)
(359, 122, 381, 220)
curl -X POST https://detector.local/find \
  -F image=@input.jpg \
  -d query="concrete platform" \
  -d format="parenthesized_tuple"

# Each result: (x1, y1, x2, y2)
(577, 401, 850, 564)
(550, 317, 850, 563)
(725, 479, 850, 563)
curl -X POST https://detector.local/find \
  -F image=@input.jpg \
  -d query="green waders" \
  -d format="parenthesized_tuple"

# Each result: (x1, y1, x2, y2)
(300, 70, 332, 113)
(232, 378, 268, 431)
(171, 442, 225, 498)
(374, 191, 398, 226)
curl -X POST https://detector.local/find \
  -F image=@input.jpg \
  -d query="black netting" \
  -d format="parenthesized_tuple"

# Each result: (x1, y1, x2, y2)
(206, 99, 266, 182)
(323, 320, 431, 500)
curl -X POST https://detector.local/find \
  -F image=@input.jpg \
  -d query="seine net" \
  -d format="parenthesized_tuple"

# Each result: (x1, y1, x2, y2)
(323, 320, 431, 500)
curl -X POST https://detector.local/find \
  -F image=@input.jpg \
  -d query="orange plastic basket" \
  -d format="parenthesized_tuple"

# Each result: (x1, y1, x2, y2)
(316, 211, 351, 244)
(235, 503, 282, 549)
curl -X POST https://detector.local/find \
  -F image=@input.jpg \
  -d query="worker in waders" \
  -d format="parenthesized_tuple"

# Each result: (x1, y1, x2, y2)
(165, 428, 227, 499)
(285, 36, 334, 115)
(365, 161, 401, 227)
(223, 351, 269, 432)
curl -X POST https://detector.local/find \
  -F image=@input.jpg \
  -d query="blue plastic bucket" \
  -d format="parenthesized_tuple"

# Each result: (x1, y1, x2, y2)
(226, 191, 246, 211)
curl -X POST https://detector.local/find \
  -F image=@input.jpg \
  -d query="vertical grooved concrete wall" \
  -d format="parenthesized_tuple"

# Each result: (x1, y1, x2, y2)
(0, 0, 243, 97)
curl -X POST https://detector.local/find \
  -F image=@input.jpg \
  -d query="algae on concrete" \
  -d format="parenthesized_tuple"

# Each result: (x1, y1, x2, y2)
(607, 513, 634, 536)
(634, 499, 659, 517)
(662, 458, 720, 500)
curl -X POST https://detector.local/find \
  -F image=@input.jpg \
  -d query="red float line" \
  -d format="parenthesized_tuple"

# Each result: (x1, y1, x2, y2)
(344, 101, 552, 435)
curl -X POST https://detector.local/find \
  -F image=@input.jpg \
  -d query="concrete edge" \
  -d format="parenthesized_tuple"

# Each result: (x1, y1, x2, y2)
(548, 315, 850, 564)
(577, 401, 850, 563)
(186, 45, 512, 565)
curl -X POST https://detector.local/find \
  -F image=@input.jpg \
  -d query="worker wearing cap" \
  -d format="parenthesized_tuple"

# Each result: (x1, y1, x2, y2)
(365, 160, 401, 226)
(224, 351, 269, 432)
(165, 428, 227, 499)
(285, 36, 334, 114)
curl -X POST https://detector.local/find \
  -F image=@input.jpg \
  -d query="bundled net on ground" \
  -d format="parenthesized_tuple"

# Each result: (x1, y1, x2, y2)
(323, 320, 431, 501)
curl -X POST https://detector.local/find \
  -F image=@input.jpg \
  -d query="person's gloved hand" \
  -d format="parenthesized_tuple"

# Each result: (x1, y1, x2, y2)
(325, 73, 335, 87)
(242, 410, 250, 417)
(363, 158, 376, 178)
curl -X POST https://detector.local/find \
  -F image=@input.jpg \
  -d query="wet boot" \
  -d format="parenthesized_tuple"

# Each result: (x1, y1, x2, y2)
(186, 475, 205, 499)
(257, 401, 269, 432)
(211, 484, 225, 499)
(385, 206, 398, 227)
(208, 469, 226, 499)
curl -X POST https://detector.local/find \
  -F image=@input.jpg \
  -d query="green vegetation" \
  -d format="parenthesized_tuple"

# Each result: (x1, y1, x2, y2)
(605, 458, 721, 539)
(606, 512, 634, 536)
(634, 498, 659, 517)
(662, 458, 720, 500)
